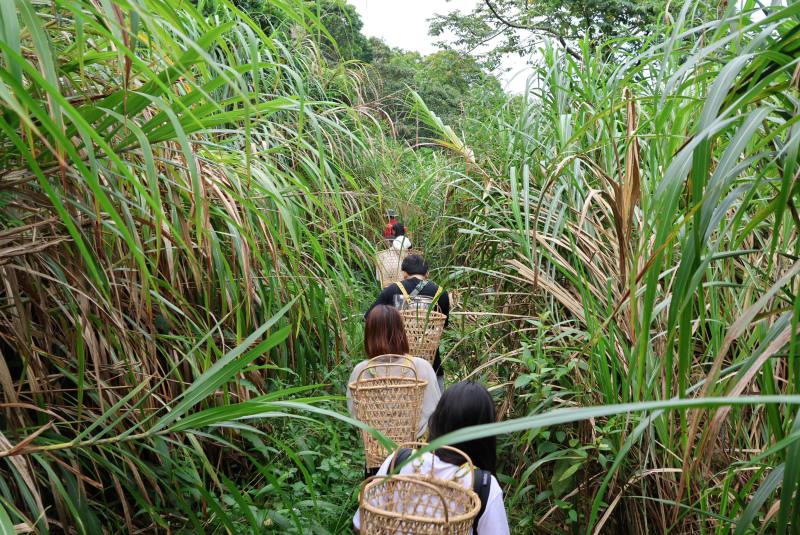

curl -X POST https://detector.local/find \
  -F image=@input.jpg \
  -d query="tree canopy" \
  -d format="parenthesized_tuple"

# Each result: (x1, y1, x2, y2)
(313, 0, 373, 62)
(229, 0, 372, 62)
(227, 0, 507, 144)
(367, 39, 505, 142)
(429, 0, 664, 63)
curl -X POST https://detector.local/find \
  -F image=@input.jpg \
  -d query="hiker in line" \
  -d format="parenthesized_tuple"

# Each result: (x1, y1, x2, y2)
(390, 219, 405, 237)
(391, 220, 411, 250)
(392, 233, 412, 251)
(365, 254, 450, 392)
(382, 209, 398, 242)
(353, 381, 510, 534)
(380, 209, 411, 249)
(347, 305, 441, 449)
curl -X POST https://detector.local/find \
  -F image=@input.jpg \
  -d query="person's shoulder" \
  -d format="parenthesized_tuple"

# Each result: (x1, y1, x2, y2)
(393, 450, 435, 475)
(376, 452, 395, 476)
(478, 477, 510, 534)
(381, 282, 401, 294)
(419, 451, 437, 465)
(487, 473, 504, 500)
(348, 360, 370, 382)
(411, 356, 436, 374)
(398, 278, 415, 290)
(477, 473, 507, 523)
(424, 280, 446, 295)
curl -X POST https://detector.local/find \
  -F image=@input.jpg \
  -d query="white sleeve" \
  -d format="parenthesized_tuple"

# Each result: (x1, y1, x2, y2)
(346, 362, 364, 419)
(353, 454, 395, 531)
(414, 358, 441, 438)
(476, 479, 510, 535)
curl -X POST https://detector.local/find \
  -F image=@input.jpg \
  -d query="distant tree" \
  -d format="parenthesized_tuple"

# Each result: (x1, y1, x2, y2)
(229, 0, 372, 63)
(414, 49, 503, 135)
(312, 0, 373, 62)
(430, 0, 664, 64)
(224, 0, 505, 143)
(366, 39, 424, 140)
(368, 39, 504, 143)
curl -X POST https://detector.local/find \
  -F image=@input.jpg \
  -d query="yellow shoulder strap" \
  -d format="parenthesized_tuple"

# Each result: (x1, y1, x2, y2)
(432, 286, 444, 304)
(395, 281, 411, 301)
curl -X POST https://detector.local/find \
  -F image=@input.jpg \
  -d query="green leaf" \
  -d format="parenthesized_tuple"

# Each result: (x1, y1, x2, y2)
(152, 299, 296, 432)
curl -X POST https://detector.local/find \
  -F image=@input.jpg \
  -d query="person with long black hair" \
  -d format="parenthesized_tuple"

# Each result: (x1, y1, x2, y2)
(354, 381, 510, 534)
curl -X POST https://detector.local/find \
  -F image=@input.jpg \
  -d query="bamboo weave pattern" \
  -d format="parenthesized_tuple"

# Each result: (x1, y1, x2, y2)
(349, 366, 427, 469)
(359, 475, 480, 534)
(400, 309, 447, 364)
(375, 248, 421, 288)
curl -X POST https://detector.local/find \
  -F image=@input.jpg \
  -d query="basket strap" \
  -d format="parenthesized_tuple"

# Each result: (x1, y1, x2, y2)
(395, 281, 411, 301)
(409, 279, 429, 300)
(472, 469, 491, 534)
(431, 286, 444, 307)
(357, 360, 418, 382)
(396, 280, 442, 310)
(363, 355, 416, 379)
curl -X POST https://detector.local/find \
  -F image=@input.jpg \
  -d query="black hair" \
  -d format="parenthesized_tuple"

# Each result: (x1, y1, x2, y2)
(428, 381, 497, 473)
(400, 254, 427, 276)
(392, 222, 405, 237)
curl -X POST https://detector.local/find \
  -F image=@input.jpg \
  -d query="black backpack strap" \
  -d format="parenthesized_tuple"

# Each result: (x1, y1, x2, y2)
(472, 469, 491, 534)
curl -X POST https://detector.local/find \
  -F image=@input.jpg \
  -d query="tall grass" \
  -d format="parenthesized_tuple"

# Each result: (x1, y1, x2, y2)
(2, 0, 800, 532)
(410, 1, 800, 532)
(0, 0, 384, 530)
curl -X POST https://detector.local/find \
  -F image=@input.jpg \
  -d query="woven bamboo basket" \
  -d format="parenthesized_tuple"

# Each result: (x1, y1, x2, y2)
(358, 445, 481, 534)
(375, 248, 406, 288)
(400, 308, 447, 364)
(348, 359, 428, 469)
(375, 248, 423, 288)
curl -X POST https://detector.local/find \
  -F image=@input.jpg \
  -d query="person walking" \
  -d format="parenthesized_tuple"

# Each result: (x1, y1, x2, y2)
(391, 229, 412, 250)
(382, 210, 398, 240)
(366, 254, 450, 391)
(353, 382, 510, 534)
(381, 210, 411, 249)
(347, 305, 441, 446)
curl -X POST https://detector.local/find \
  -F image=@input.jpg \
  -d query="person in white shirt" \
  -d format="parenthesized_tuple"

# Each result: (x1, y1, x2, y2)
(347, 306, 441, 474)
(354, 381, 510, 534)
(392, 234, 412, 250)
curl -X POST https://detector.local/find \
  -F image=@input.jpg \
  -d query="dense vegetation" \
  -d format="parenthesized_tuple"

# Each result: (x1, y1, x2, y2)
(430, 0, 666, 62)
(1, 0, 799, 533)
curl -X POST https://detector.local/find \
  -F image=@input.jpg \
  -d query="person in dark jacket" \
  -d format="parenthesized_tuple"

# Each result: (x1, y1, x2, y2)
(365, 254, 450, 391)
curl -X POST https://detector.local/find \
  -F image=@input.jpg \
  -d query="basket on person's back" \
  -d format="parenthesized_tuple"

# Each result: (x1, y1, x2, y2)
(351, 382, 510, 533)
(358, 445, 482, 534)
(394, 280, 447, 365)
(375, 247, 423, 289)
(375, 248, 408, 288)
(348, 359, 428, 470)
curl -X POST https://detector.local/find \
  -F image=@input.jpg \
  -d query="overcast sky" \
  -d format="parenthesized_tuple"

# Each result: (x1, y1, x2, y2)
(347, 0, 534, 94)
